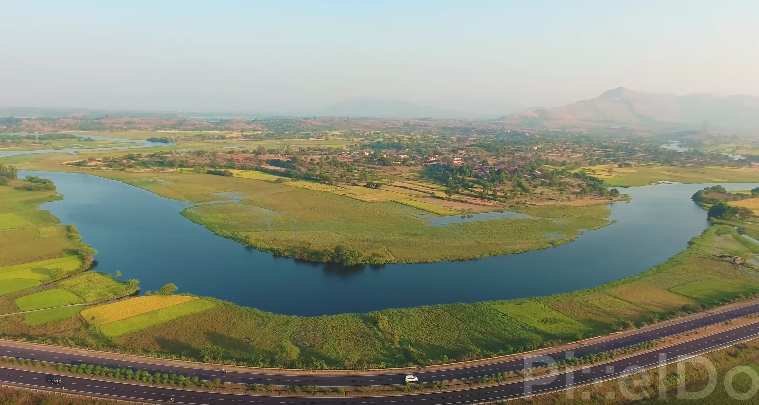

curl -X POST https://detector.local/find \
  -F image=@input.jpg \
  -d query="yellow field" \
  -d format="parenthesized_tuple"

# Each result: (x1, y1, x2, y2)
(80, 295, 197, 325)
(394, 199, 458, 215)
(731, 197, 759, 214)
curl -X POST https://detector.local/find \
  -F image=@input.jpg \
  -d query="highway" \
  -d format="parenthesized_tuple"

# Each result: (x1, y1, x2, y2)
(3, 299, 759, 387)
(3, 320, 759, 404)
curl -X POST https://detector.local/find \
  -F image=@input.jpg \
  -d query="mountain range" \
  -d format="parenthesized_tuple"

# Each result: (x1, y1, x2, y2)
(504, 87, 759, 129)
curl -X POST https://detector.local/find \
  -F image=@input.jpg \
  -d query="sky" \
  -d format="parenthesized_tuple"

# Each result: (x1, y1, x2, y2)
(1, 0, 758, 115)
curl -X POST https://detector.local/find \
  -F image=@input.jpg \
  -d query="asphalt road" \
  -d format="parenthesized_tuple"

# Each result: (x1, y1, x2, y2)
(3, 320, 759, 404)
(3, 300, 759, 387)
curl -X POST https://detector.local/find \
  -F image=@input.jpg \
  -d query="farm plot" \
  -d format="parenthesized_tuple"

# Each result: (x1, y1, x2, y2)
(0, 256, 82, 282)
(25, 306, 82, 326)
(15, 289, 83, 311)
(99, 298, 217, 338)
(81, 295, 197, 325)
(490, 300, 588, 338)
(0, 279, 40, 296)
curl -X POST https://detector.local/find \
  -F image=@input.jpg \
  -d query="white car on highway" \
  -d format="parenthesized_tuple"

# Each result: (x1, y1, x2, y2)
(405, 374, 419, 383)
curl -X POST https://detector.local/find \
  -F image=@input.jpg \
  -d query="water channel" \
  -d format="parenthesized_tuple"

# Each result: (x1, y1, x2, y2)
(19, 170, 759, 316)
(0, 135, 169, 158)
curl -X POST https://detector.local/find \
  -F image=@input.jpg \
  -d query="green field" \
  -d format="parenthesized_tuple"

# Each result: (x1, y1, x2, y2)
(0, 279, 40, 296)
(59, 272, 138, 302)
(99, 298, 217, 337)
(15, 289, 83, 311)
(24, 306, 82, 326)
(0, 256, 83, 282)
(490, 301, 588, 338)
(0, 213, 27, 230)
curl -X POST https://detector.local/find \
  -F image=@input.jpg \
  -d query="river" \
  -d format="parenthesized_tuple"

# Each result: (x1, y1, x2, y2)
(19, 170, 759, 316)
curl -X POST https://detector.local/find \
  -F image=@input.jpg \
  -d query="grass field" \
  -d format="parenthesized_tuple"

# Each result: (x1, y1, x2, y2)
(58, 272, 138, 302)
(99, 298, 217, 338)
(0, 279, 40, 296)
(0, 256, 83, 282)
(24, 306, 82, 326)
(490, 301, 588, 338)
(394, 199, 458, 215)
(15, 289, 83, 311)
(81, 295, 197, 325)
(0, 213, 27, 230)
(583, 164, 759, 186)
(0, 181, 85, 267)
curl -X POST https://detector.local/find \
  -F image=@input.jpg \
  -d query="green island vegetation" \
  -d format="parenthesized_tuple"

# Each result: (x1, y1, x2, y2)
(2, 120, 759, 371)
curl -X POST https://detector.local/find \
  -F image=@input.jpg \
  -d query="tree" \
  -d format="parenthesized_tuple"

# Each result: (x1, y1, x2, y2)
(752, 187, 759, 197)
(114, 271, 122, 278)
(127, 279, 140, 287)
(159, 283, 178, 295)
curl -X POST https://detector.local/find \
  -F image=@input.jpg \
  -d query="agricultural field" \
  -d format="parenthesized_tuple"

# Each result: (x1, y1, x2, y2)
(24, 306, 82, 326)
(15, 289, 82, 311)
(98, 298, 217, 338)
(0, 279, 40, 296)
(0, 256, 83, 282)
(80, 295, 197, 325)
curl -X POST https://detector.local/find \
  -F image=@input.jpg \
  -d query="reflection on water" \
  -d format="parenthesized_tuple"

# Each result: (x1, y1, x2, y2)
(22, 170, 759, 316)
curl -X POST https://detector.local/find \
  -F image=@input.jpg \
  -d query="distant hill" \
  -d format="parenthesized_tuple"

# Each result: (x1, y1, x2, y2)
(504, 87, 759, 129)
(317, 99, 495, 119)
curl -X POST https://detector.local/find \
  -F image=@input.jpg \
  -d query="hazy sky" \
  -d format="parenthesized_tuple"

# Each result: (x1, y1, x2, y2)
(1, 0, 758, 114)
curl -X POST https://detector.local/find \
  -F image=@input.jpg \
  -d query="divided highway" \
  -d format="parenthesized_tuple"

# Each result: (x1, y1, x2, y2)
(3, 300, 759, 387)
(3, 320, 759, 404)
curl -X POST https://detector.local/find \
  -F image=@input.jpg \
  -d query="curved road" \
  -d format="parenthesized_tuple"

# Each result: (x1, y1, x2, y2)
(3, 300, 759, 387)
(3, 320, 759, 404)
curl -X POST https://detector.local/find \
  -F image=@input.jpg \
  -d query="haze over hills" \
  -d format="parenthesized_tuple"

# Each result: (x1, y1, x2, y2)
(318, 98, 503, 119)
(0, 100, 531, 120)
(504, 87, 759, 129)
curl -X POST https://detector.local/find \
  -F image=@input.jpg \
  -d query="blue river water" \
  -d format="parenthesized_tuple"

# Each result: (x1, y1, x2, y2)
(20, 170, 759, 316)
